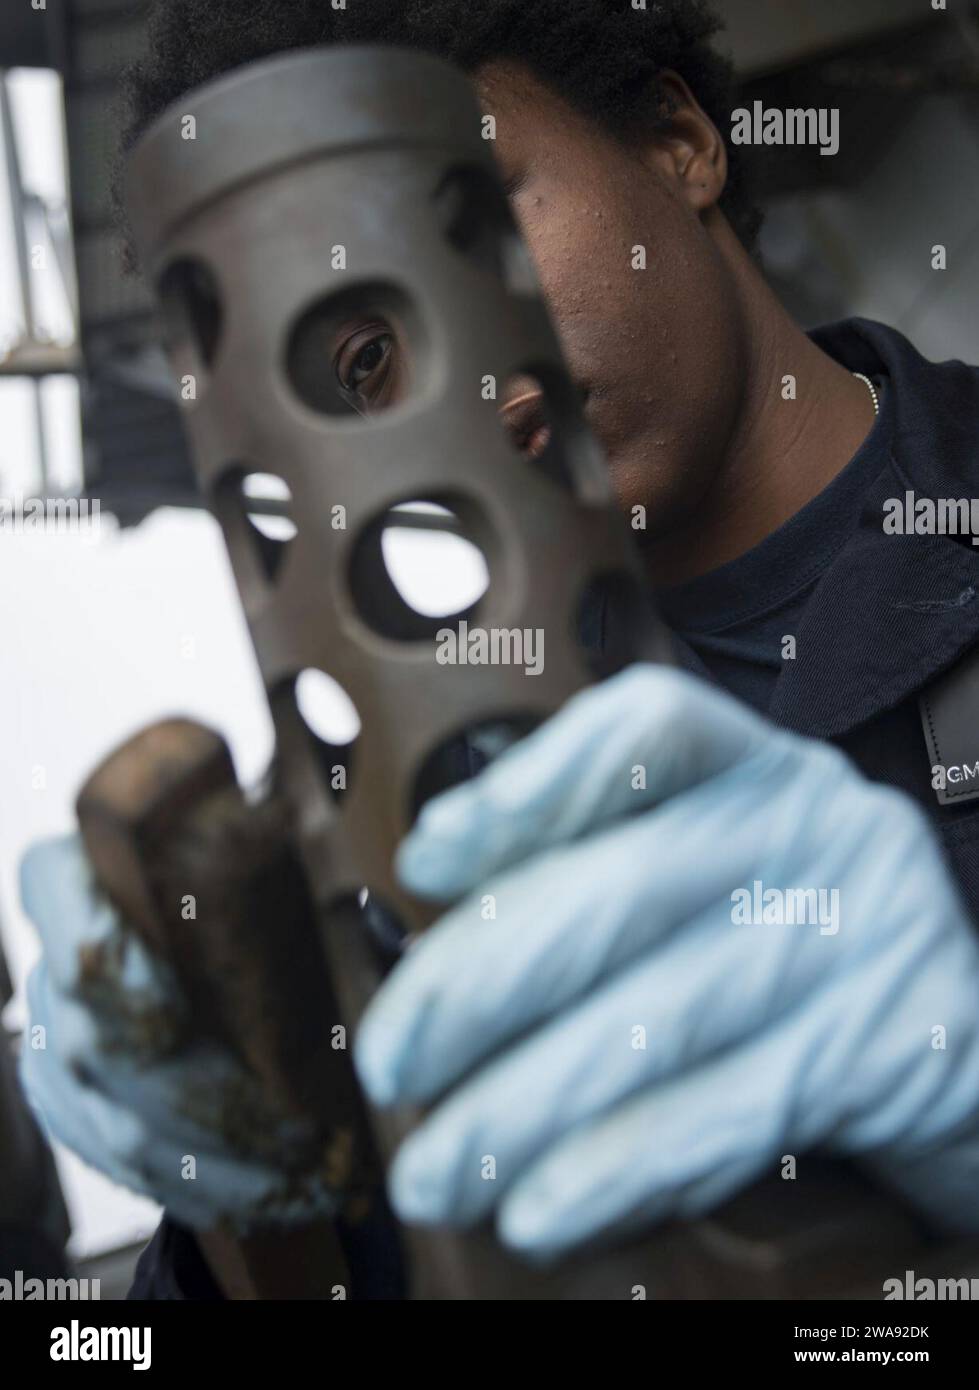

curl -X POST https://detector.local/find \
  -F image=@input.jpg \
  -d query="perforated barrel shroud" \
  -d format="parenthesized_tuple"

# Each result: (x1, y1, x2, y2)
(125, 45, 669, 959)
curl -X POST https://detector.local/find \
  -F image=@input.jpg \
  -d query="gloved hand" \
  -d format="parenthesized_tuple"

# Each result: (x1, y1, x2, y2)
(18, 835, 337, 1232)
(355, 664, 979, 1259)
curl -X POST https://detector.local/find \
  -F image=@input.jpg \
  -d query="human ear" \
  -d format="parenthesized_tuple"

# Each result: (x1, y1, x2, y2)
(638, 70, 728, 215)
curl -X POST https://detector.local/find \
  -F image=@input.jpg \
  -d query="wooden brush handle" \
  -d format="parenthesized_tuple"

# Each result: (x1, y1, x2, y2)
(76, 718, 379, 1300)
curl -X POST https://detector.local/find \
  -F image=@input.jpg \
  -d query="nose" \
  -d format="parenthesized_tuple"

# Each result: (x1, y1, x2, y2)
(498, 376, 550, 461)
(498, 373, 544, 418)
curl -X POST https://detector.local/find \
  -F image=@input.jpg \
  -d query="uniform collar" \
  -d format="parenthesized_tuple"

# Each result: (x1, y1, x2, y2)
(768, 319, 979, 737)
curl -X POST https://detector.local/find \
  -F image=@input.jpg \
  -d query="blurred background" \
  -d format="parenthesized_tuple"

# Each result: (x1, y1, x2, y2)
(1, 0, 978, 1293)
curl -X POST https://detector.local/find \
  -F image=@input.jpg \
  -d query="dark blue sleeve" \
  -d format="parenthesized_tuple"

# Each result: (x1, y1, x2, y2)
(1, 1222, 70, 1282)
(128, 1217, 224, 1301)
(128, 1201, 407, 1300)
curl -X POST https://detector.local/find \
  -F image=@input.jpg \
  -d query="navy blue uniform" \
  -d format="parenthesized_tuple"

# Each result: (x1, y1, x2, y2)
(131, 318, 979, 1297)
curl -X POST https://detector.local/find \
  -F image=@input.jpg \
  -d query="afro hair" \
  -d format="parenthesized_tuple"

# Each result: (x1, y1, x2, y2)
(122, 0, 760, 249)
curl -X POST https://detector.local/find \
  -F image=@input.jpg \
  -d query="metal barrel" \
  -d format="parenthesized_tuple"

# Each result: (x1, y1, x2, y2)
(124, 44, 668, 950)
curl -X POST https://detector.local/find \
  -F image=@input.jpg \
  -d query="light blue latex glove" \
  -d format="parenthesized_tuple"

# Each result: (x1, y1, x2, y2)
(19, 835, 337, 1232)
(355, 664, 979, 1259)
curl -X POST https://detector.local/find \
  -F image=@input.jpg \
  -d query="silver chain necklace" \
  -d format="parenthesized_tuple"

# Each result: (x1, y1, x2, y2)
(853, 372, 880, 418)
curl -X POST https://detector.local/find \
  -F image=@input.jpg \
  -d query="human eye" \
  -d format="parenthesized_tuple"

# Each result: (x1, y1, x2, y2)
(334, 323, 396, 409)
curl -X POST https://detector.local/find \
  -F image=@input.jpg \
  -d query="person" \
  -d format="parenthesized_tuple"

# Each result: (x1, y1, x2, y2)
(0, 936, 71, 1285)
(19, 0, 979, 1298)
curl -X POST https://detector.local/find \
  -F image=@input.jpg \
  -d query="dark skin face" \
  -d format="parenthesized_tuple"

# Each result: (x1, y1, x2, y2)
(331, 60, 875, 586)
